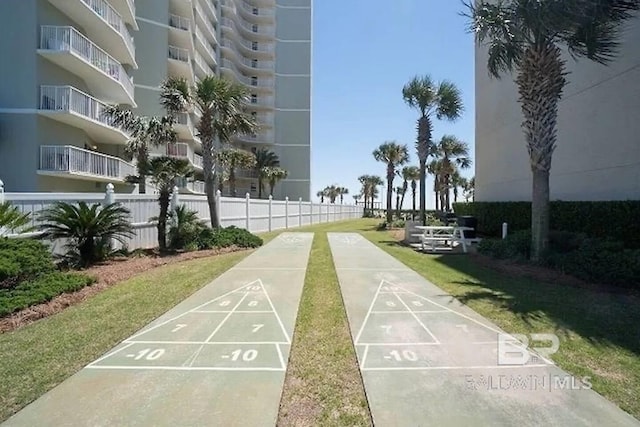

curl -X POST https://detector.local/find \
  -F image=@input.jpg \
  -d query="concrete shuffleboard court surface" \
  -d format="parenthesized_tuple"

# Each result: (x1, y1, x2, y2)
(4, 233, 314, 427)
(328, 233, 639, 426)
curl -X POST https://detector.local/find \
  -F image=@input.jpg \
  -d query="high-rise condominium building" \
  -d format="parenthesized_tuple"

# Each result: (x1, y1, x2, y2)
(0, 0, 312, 201)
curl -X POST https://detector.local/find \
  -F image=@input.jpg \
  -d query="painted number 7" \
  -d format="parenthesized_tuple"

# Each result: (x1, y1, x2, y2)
(252, 324, 264, 333)
(381, 325, 392, 334)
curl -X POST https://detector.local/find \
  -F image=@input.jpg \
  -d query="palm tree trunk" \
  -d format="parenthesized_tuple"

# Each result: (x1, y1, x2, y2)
(395, 193, 401, 216)
(137, 148, 147, 194)
(532, 168, 550, 262)
(411, 182, 417, 220)
(202, 145, 219, 228)
(444, 174, 451, 211)
(419, 161, 427, 225)
(230, 168, 236, 197)
(399, 182, 407, 216)
(258, 178, 263, 199)
(269, 182, 275, 196)
(386, 165, 394, 223)
(158, 190, 170, 252)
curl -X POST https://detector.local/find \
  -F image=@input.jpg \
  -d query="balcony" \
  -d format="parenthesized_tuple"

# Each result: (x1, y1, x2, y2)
(221, 17, 275, 41)
(235, 168, 259, 179)
(38, 145, 135, 183)
(194, 27, 218, 67)
(109, 0, 137, 30)
(177, 179, 205, 194)
(175, 112, 200, 142)
(169, 13, 192, 46)
(245, 95, 274, 110)
(165, 142, 203, 170)
(38, 86, 129, 145)
(220, 60, 274, 92)
(221, 0, 274, 24)
(193, 50, 215, 78)
(235, 131, 274, 145)
(221, 37, 274, 60)
(48, 0, 136, 66)
(168, 45, 195, 84)
(38, 26, 135, 106)
(194, 2, 218, 45)
(198, 0, 218, 23)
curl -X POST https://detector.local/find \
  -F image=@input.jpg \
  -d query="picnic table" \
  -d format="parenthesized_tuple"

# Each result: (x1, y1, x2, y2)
(413, 225, 480, 253)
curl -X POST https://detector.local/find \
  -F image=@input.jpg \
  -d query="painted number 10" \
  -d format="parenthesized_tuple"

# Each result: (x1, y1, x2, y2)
(388, 349, 418, 362)
(134, 348, 165, 360)
(229, 349, 258, 362)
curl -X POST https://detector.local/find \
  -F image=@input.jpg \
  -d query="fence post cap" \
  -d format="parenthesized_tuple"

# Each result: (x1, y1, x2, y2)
(216, 190, 222, 196)
(285, 196, 289, 202)
(245, 192, 250, 199)
(299, 197, 302, 202)
(269, 195, 273, 200)
(173, 186, 179, 193)
(0, 179, 4, 187)
(106, 183, 114, 192)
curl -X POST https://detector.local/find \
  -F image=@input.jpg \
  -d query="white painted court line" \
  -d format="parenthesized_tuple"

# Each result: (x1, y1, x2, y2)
(192, 310, 274, 313)
(369, 310, 449, 314)
(338, 268, 408, 271)
(275, 344, 286, 370)
(86, 365, 286, 372)
(392, 292, 441, 344)
(361, 364, 552, 372)
(233, 267, 308, 271)
(353, 280, 386, 344)
(360, 345, 370, 370)
(126, 280, 261, 341)
(205, 293, 250, 342)
(259, 279, 292, 344)
(356, 342, 440, 346)
(124, 340, 290, 345)
(87, 342, 135, 366)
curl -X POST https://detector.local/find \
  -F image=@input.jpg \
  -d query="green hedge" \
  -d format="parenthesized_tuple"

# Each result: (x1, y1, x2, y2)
(453, 201, 640, 248)
(0, 272, 95, 317)
(0, 238, 56, 288)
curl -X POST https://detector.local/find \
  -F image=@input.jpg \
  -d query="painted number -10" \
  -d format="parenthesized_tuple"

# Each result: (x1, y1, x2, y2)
(229, 349, 258, 362)
(134, 348, 165, 360)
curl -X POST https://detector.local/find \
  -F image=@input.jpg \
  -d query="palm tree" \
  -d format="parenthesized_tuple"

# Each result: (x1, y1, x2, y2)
(159, 76, 257, 228)
(37, 202, 134, 267)
(265, 167, 288, 196)
(323, 185, 340, 204)
(432, 135, 472, 211)
(373, 141, 410, 223)
(395, 186, 404, 216)
(337, 187, 349, 204)
(463, 177, 475, 202)
(254, 148, 280, 198)
(428, 159, 446, 211)
(316, 190, 326, 204)
(401, 166, 420, 219)
(402, 76, 463, 224)
(216, 147, 256, 197)
(104, 107, 177, 194)
(147, 156, 194, 252)
(0, 202, 32, 235)
(450, 171, 467, 204)
(465, 0, 640, 259)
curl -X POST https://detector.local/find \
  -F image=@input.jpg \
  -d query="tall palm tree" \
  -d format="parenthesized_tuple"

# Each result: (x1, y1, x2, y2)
(337, 187, 349, 204)
(450, 171, 467, 204)
(465, 0, 640, 259)
(216, 147, 256, 197)
(159, 76, 257, 228)
(265, 167, 288, 196)
(433, 135, 472, 211)
(401, 166, 420, 219)
(254, 148, 280, 198)
(316, 190, 326, 204)
(395, 186, 404, 216)
(358, 175, 383, 214)
(104, 107, 176, 194)
(402, 76, 463, 224)
(147, 156, 194, 252)
(373, 141, 410, 223)
(427, 159, 446, 211)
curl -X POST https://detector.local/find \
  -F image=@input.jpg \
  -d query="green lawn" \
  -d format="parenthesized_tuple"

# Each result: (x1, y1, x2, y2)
(357, 221, 640, 420)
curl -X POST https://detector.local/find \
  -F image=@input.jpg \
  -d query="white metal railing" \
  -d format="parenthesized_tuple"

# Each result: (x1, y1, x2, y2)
(247, 95, 274, 107)
(240, 1, 275, 17)
(39, 145, 135, 180)
(221, 17, 275, 37)
(193, 50, 214, 75)
(40, 26, 134, 100)
(222, 36, 274, 54)
(165, 142, 203, 168)
(195, 2, 218, 42)
(168, 45, 190, 62)
(39, 85, 122, 130)
(236, 131, 274, 144)
(199, 0, 218, 22)
(187, 180, 206, 193)
(221, 60, 274, 89)
(235, 168, 259, 179)
(80, 0, 135, 58)
(256, 113, 274, 127)
(169, 13, 191, 31)
(176, 113, 199, 140)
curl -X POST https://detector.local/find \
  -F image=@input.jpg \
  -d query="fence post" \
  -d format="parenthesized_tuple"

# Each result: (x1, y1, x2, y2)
(170, 186, 180, 212)
(103, 183, 115, 206)
(0, 179, 4, 204)
(285, 197, 289, 229)
(245, 193, 251, 231)
(215, 190, 222, 228)
(502, 222, 508, 239)
(268, 195, 273, 231)
(299, 197, 303, 227)
(327, 204, 330, 223)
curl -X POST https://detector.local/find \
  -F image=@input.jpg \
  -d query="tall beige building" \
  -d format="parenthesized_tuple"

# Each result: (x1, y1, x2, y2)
(474, 18, 640, 202)
(0, 0, 312, 201)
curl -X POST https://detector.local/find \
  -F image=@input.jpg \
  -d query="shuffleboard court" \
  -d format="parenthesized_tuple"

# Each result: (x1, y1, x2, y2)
(328, 233, 639, 426)
(4, 232, 314, 427)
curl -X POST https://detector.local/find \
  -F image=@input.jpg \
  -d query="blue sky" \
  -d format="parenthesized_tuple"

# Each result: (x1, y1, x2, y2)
(310, 0, 475, 208)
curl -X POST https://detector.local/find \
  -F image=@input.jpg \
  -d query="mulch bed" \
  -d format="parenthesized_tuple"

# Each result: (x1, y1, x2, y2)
(0, 246, 247, 334)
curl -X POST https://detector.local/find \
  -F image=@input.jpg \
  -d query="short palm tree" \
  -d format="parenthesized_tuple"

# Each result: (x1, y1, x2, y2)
(358, 175, 383, 214)
(450, 171, 467, 204)
(373, 141, 410, 223)
(264, 167, 288, 196)
(147, 156, 194, 252)
(316, 190, 326, 204)
(0, 202, 32, 235)
(337, 187, 349, 204)
(401, 166, 420, 219)
(254, 148, 280, 198)
(160, 76, 257, 228)
(465, 0, 640, 260)
(216, 147, 256, 197)
(104, 107, 177, 194)
(433, 135, 472, 211)
(428, 159, 446, 211)
(395, 186, 405, 216)
(402, 76, 463, 224)
(38, 201, 134, 267)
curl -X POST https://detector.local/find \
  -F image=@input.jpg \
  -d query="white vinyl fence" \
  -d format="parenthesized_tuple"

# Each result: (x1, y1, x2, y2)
(0, 181, 363, 250)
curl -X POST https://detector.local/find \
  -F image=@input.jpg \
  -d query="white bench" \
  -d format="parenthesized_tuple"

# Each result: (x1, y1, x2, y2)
(415, 226, 481, 253)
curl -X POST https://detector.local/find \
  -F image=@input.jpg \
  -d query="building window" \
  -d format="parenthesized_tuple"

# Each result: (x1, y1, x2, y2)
(251, 59, 258, 68)
(252, 24, 258, 33)
(250, 183, 257, 191)
(252, 41, 258, 51)
(253, 7, 258, 15)
(251, 76, 258, 86)
(251, 94, 258, 104)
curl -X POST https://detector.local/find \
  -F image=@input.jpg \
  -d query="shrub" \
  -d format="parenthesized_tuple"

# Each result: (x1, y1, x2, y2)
(168, 206, 205, 250)
(0, 238, 56, 289)
(0, 202, 32, 234)
(453, 201, 640, 248)
(0, 272, 95, 317)
(196, 226, 263, 250)
(478, 230, 531, 260)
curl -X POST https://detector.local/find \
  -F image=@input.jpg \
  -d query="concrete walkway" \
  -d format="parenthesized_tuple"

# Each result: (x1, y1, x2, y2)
(328, 233, 639, 426)
(4, 233, 314, 427)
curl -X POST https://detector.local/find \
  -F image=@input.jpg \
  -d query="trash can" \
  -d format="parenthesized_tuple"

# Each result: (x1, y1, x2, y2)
(456, 216, 477, 238)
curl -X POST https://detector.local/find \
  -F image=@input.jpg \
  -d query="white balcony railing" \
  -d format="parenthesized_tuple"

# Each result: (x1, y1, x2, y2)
(221, 60, 274, 88)
(199, 0, 218, 22)
(195, 2, 218, 43)
(166, 142, 203, 169)
(247, 96, 274, 107)
(39, 85, 121, 130)
(169, 13, 191, 31)
(221, 0, 275, 19)
(194, 50, 214, 75)
(40, 26, 134, 100)
(39, 145, 135, 181)
(236, 131, 274, 144)
(221, 17, 275, 37)
(80, 0, 135, 57)
(222, 36, 274, 54)
(168, 45, 190, 62)
(187, 180, 206, 193)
